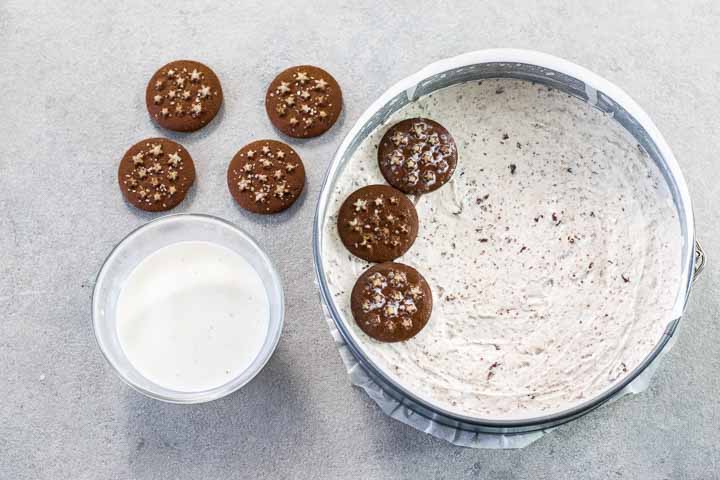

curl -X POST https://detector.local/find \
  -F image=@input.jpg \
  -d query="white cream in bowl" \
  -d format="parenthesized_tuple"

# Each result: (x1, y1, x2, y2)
(116, 241, 269, 392)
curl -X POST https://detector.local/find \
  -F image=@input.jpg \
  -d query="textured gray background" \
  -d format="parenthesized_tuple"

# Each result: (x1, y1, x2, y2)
(1, 0, 718, 478)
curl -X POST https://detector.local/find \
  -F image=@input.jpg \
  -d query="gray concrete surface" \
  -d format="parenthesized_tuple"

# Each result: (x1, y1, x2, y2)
(1, 1, 719, 478)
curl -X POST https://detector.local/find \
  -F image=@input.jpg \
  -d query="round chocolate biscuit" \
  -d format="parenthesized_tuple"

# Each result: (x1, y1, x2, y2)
(227, 139, 305, 214)
(351, 262, 433, 343)
(118, 138, 195, 212)
(337, 185, 418, 262)
(378, 118, 458, 194)
(265, 65, 342, 138)
(146, 60, 223, 132)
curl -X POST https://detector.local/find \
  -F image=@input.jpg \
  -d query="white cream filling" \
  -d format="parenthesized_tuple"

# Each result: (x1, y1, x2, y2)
(321, 78, 682, 420)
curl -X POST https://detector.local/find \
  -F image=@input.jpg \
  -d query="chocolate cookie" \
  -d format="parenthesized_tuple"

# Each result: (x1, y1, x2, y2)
(265, 65, 342, 138)
(378, 118, 458, 194)
(337, 185, 418, 262)
(146, 60, 223, 132)
(227, 139, 305, 214)
(118, 138, 195, 212)
(351, 262, 433, 343)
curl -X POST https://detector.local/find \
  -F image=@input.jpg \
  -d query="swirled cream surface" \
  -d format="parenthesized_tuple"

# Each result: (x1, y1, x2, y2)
(321, 78, 683, 419)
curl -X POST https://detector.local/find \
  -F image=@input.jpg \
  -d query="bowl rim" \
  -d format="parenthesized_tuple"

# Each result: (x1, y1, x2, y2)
(92, 213, 285, 404)
(312, 48, 696, 431)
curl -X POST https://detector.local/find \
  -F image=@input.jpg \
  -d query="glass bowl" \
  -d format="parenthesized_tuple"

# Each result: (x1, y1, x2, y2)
(92, 213, 284, 403)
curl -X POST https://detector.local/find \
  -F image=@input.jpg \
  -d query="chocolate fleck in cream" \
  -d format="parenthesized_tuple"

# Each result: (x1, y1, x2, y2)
(146, 60, 223, 132)
(337, 185, 419, 262)
(351, 262, 432, 342)
(227, 139, 305, 214)
(118, 138, 195, 212)
(378, 117, 457, 194)
(322, 78, 683, 420)
(265, 65, 342, 138)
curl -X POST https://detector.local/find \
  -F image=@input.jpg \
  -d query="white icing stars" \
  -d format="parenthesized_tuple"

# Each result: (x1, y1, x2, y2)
(412, 122, 427, 138)
(243, 163, 254, 173)
(168, 185, 177, 195)
(354, 199, 368, 211)
(277, 81, 291, 94)
(361, 300, 372, 312)
(286, 163, 297, 172)
(384, 304, 399, 317)
(273, 71, 331, 131)
(276, 150, 285, 159)
(274, 183, 288, 197)
(237, 178, 251, 191)
(374, 196, 384, 206)
(423, 170, 436, 184)
(369, 273, 385, 288)
(273, 169, 284, 179)
(132, 152, 144, 165)
(167, 170, 178, 181)
(390, 150, 403, 166)
(392, 271, 408, 285)
(409, 285, 423, 300)
(246, 149, 255, 158)
(261, 145, 271, 154)
(198, 85, 211, 99)
(159, 66, 213, 123)
(149, 143, 163, 157)
(255, 191, 268, 203)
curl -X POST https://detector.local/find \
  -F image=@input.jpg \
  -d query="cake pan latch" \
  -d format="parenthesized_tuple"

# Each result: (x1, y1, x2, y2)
(693, 241, 706, 283)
